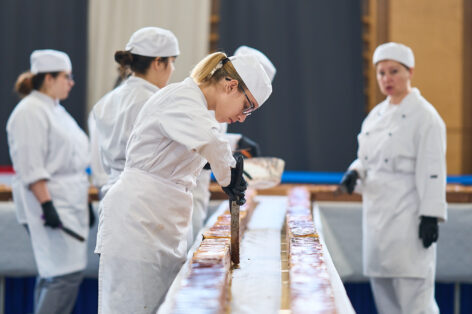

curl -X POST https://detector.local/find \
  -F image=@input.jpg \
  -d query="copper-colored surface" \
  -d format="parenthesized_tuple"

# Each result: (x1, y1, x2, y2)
(210, 183, 472, 203)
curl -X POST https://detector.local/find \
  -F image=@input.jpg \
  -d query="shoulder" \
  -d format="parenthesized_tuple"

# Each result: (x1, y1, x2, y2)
(7, 94, 49, 130)
(412, 89, 445, 129)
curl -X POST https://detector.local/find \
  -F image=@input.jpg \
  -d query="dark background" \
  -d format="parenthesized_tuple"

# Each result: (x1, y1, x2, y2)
(0, 0, 364, 171)
(220, 0, 366, 171)
(0, 0, 88, 165)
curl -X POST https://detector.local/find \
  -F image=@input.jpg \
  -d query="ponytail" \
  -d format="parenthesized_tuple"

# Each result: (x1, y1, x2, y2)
(14, 71, 34, 97)
(190, 52, 247, 90)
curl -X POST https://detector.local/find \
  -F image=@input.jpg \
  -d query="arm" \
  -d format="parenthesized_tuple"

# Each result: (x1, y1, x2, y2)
(29, 180, 52, 203)
(415, 118, 447, 221)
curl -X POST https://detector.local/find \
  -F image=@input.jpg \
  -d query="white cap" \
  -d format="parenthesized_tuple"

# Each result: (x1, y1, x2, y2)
(125, 27, 180, 57)
(373, 42, 415, 68)
(230, 54, 272, 107)
(30, 49, 72, 74)
(234, 45, 276, 82)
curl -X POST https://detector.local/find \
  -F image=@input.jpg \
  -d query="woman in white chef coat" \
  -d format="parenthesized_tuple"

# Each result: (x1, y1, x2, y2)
(189, 45, 276, 242)
(7, 49, 90, 314)
(96, 52, 272, 313)
(339, 42, 446, 314)
(90, 26, 180, 198)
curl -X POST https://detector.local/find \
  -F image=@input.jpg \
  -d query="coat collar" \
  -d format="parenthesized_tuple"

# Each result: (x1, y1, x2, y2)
(30, 90, 59, 107)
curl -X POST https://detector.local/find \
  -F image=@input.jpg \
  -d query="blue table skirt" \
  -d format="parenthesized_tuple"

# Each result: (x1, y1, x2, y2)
(212, 170, 472, 185)
(5, 277, 472, 314)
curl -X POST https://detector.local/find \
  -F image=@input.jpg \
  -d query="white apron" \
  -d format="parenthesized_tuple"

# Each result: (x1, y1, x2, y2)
(350, 88, 447, 278)
(97, 168, 191, 313)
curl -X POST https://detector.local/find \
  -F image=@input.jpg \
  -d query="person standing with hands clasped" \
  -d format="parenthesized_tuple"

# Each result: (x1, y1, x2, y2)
(7, 50, 90, 314)
(96, 52, 272, 313)
(339, 42, 446, 314)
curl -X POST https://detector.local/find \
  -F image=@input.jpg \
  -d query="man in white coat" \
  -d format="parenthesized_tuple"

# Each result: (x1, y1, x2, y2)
(339, 42, 446, 314)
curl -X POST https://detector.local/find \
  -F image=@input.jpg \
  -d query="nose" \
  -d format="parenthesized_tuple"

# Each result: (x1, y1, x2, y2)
(237, 114, 247, 123)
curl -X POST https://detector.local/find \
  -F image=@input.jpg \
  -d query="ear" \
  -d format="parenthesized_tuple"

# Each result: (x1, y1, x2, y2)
(224, 78, 239, 93)
(409, 67, 414, 77)
(152, 58, 162, 71)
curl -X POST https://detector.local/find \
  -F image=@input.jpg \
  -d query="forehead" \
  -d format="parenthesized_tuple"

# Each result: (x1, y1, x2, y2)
(376, 60, 404, 71)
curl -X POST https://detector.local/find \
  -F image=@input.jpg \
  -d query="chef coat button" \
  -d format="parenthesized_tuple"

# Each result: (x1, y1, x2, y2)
(366, 132, 369, 136)
(402, 114, 406, 118)
(384, 158, 389, 163)
(364, 156, 368, 160)
(388, 132, 392, 136)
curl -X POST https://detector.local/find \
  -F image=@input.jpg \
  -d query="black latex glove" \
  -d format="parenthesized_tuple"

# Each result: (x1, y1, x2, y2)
(88, 202, 96, 227)
(339, 170, 359, 194)
(237, 136, 261, 158)
(419, 216, 438, 248)
(222, 153, 248, 205)
(41, 200, 62, 228)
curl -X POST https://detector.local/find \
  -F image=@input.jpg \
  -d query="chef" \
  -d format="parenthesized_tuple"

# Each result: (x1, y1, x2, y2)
(7, 49, 90, 314)
(189, 45, 276, 242)
(96, 52, 272, 313)
(90, 26, 180, 198)
(339, 42, 446, 314)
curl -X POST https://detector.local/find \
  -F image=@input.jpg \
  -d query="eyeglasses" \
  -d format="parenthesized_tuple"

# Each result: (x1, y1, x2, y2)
(241, 88, 256, 116)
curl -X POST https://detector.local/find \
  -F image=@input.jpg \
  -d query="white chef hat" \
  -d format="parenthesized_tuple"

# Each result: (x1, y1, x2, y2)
(125, 27, 180, 57)
(229, 54, 272, 107)
(30, 49, 72, 74)
(234, 45, 276, 82)
(373, 42, 415, 68)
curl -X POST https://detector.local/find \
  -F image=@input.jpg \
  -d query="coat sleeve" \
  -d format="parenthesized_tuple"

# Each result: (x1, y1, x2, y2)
(7, 105, 51, 186)
(157, 95, 235, 187)
(88, 113, 109, 188)
(415, 117, 447, 221)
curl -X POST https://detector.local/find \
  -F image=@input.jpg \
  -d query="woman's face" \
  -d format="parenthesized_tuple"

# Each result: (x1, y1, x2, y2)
(214, 78, 258, 124)
(47, 71, 74, 100)
(376, 60, 412, 99)
(155, 57, 176, 88)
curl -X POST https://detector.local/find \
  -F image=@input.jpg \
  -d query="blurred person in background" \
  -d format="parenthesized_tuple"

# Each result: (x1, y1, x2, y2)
(7, 49, 90, 314)
(339, 42, 446, 314)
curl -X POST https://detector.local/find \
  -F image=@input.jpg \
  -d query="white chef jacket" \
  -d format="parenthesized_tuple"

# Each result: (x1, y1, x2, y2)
(189, 122, 241, 241)
(96, 77, 235, 313)
(349, 88, 447, 278)
(6, 90, 90, 277)
(91, 76, 159, 195)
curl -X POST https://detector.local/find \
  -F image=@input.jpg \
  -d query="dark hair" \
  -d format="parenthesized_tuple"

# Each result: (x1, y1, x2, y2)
(14, 71, 60, 97)
(114, 50, 172, 76)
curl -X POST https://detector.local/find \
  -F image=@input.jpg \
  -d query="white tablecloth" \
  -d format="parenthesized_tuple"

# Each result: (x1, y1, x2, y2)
(315, 201, 472, 283)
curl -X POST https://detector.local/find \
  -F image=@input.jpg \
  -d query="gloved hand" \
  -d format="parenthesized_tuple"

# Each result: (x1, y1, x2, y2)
(222, 153, 248, 205)
(419, 216, 438, 248)
(88, 202, 96, 227)
(237, 136, 261, 158)
(41, 200, 62, 228)
(339, 170, 359, 194)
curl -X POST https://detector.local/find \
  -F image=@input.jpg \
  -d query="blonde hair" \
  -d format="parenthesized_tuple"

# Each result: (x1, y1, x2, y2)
(190, 52, 247, 90)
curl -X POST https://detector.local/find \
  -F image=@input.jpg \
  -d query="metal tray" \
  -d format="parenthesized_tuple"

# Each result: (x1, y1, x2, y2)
(243, 157, 285, 190)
